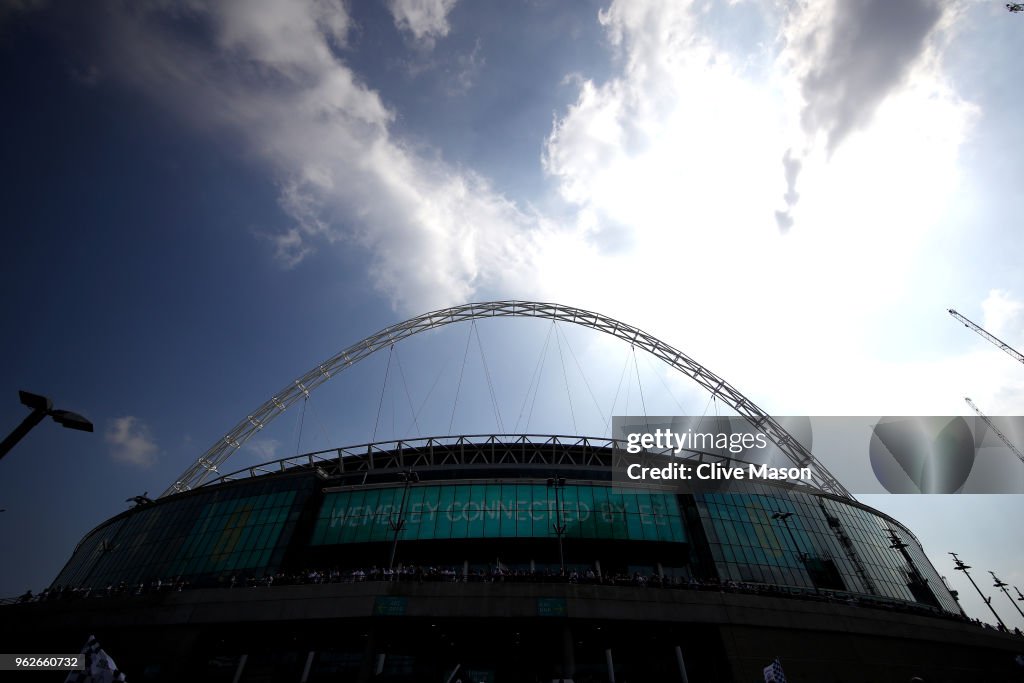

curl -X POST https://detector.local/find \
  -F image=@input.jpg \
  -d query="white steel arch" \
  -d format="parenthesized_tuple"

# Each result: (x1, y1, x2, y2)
(162, 301, 851, 498)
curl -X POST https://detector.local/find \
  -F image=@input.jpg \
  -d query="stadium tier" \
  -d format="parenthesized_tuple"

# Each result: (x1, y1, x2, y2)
(5, 435, 1023, 682)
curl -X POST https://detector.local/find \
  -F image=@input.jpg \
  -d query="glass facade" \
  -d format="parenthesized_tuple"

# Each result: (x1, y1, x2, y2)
(166, 490, 298, 578)
(694, 486, 960, 612)
(52, 476, 313, 589)
(311, 483, 685, 544)
(50, 467, 959, 615)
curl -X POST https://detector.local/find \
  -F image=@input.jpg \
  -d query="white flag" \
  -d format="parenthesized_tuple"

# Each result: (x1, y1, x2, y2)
(763, 657, 787, 683)
(65, 635, 127, 683)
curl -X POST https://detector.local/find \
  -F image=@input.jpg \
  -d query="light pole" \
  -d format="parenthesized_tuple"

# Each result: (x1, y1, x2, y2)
(388, 469, 419, 571)
(0, 391, 93, 461)
(990, 572, 1024, 620)
(950, 552, 1007, 629)
(547, 477, 567, 576)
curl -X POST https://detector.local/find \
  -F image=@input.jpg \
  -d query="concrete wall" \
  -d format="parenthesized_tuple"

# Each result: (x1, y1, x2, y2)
(2, 582, 1022, 682)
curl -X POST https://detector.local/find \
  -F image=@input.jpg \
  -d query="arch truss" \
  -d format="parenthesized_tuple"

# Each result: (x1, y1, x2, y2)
(162, 301, 851, 499)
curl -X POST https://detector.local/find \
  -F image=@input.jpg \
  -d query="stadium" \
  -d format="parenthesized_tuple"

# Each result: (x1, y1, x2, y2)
(3, 302, 1023, 682)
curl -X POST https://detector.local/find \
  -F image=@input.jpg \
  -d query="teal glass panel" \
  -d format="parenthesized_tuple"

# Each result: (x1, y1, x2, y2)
(500, 483, 517, 507)
(607, 492, 630, 540)
(515, 486, 532, 538)
(238, 525, 254, 550)
(346, 488, 369, 540)
(665, 497, 686, 543)
(596, 493, 616, 533)
(649, 495, 669, 542)
(312, 484, 684, 545)
(481, 485, 500, 537)
(625, 505, 644, 539)
(448, 486, 470, 539)
(632, 492, 656, 541)
(575, 486, 596, 539)
(351, 490, 377, 543)
(558, 488, 577, 539)
(373, 488, 399, 543)
(466, 483, 486, 538)
(478, 484, 495, 527)
(530, 485, 548, 537)
(422, 485, 444, 540)
(724, 545, 736, 563)
(435, 486, 456, 539)
(404, 486, 427, 540)
(496, 486, 514, 538)
(322, 502, 342, 545)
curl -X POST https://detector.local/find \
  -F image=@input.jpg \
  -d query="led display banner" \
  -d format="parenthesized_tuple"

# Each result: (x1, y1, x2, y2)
(311, 483, 685, 545)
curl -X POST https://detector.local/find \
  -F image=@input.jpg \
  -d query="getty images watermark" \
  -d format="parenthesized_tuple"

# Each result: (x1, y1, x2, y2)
(611, 416, 1024, 494)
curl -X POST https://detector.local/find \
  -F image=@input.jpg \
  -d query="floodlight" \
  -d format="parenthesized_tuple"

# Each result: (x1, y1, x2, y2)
(0, 391, 94, 461)
(18, 391, 51, 412)
(50, 409, 94, 433)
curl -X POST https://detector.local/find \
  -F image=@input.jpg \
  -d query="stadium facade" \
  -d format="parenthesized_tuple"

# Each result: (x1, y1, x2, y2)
(3, 303, 1023, 682)
(4, 435, 1021, 682)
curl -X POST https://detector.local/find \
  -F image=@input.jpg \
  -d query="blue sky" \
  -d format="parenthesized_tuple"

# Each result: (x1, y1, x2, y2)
(1, 0, 1022, 630)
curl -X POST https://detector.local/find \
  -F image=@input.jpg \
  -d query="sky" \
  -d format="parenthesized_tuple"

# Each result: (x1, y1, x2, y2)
(0, 0, 1022, 630)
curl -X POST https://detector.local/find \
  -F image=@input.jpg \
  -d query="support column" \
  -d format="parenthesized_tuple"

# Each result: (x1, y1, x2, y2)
(356, 629, 377, 683)
(674, 645, 690, 683)
(559, 624, 576, 683)
(231, 654, 248, 683)
(300, 651, 315, 682)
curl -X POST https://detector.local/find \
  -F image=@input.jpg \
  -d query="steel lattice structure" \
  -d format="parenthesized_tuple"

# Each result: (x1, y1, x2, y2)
(948, 308, 1024, 366)
(162, 301, 852, 498)
(964, 397, 1024, 466)
(201, 433, 799, 488)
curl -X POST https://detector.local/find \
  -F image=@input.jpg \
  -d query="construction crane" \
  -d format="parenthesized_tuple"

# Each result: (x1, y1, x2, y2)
(964, 397, 1024, 466)
(948, 309, 1024, 366)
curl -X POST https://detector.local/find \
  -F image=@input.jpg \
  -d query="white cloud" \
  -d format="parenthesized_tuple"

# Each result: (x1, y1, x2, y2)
(82, 0, 1014, 416)
(981, 289, 1024, 341)
(446, 37, 484, 95)
(105, 416, 159, 467)
(98, 0, 537, 312)
(386, 0, 458, 47)
(774, 0, 962, 229)
(536, 0, 1008, 416)
(781, 0, 948, 154)
(244, 437, 283, 462)
(544, 1, 786, 238)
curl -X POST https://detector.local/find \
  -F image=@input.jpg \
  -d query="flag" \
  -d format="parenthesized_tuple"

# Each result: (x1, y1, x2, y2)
(763, 657, 787, 683)
(65, 635, 127, 683)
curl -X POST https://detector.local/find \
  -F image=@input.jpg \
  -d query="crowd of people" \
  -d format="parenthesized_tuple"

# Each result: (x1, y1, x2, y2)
(6, 564, 1023, 637)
